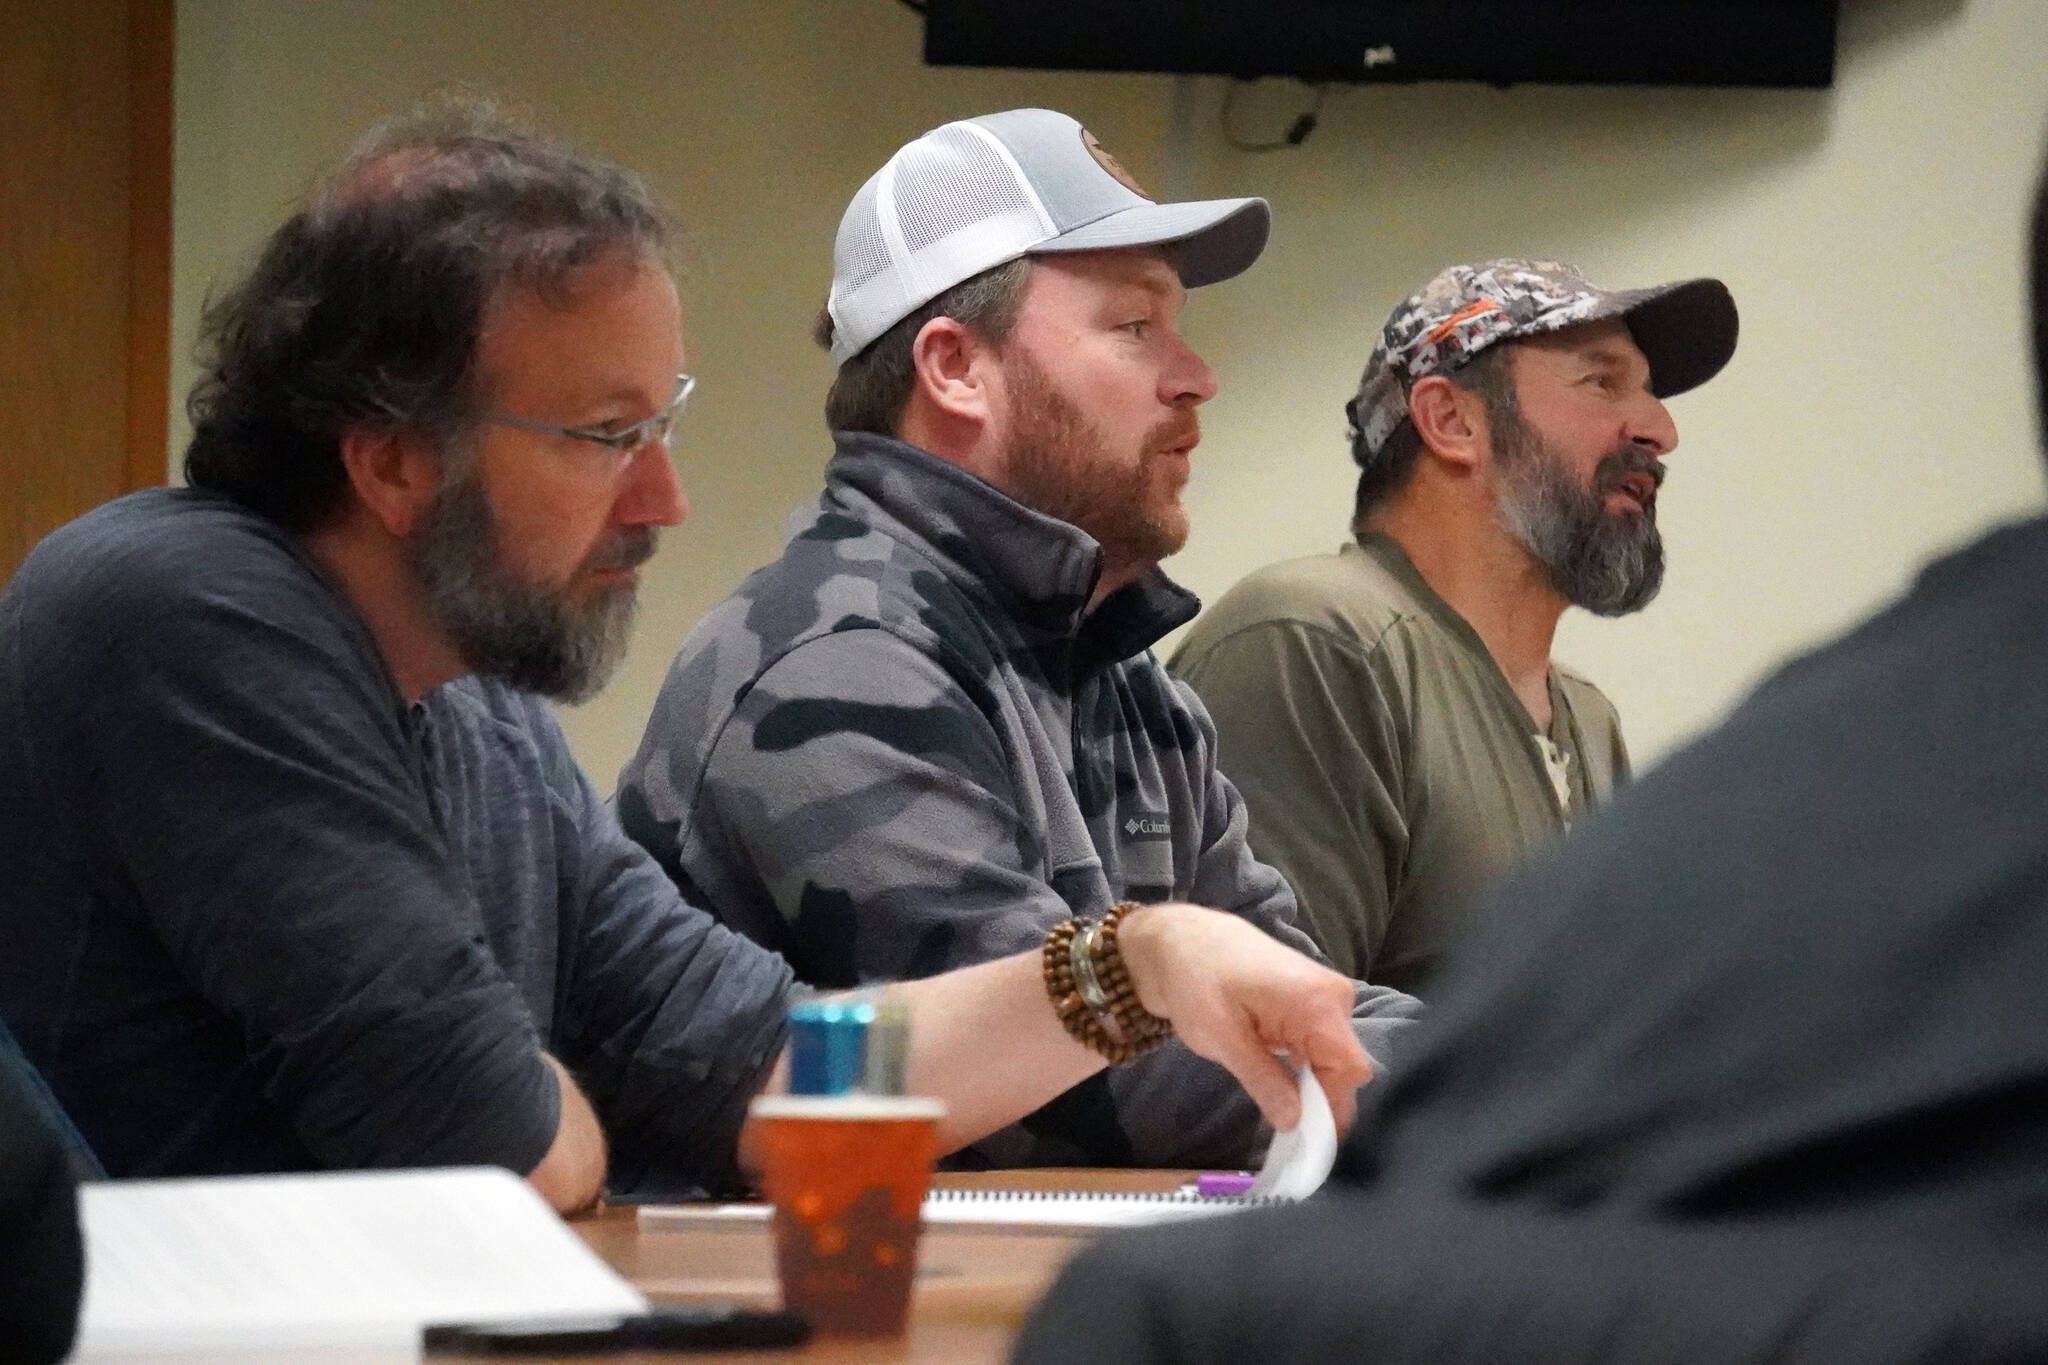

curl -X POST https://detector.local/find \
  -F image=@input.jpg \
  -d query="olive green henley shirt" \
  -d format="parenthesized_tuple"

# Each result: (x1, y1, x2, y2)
(1171, 534, 1628, 994)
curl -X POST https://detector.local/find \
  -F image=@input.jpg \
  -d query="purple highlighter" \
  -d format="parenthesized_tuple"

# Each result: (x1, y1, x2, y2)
(1195, 1171, 1257, 1197)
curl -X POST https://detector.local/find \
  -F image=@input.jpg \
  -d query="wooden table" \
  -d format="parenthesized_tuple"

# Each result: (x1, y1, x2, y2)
(553, 1170, 1190, 1364)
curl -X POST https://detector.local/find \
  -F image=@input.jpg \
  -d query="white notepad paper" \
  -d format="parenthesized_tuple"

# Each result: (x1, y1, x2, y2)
(74, 1166, 645, 1361)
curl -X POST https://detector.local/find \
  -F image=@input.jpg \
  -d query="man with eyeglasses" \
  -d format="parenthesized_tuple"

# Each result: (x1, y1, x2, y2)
(0, 101, 1372, 1210)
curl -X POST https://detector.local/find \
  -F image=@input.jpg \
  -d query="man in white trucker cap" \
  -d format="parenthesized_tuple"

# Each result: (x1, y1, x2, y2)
(620, 108, 1423, 1169)
(820, 107, 1270, 364)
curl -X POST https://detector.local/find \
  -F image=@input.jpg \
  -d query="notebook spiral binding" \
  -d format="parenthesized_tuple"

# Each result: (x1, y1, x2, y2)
(925, 1187, 1290, 1207)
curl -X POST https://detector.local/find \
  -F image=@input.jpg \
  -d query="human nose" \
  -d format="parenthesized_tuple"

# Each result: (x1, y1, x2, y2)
(1628, 393, 1678, 457)
(1164, 331, 1219, 406)
(615, 439, 688, 527)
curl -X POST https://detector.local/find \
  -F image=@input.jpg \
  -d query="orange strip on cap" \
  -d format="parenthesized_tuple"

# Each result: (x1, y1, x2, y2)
(1424, 299, 1503, 346)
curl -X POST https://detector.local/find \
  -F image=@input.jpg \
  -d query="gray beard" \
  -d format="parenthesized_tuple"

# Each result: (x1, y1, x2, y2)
(405, 460, 647, 704)
(1491, 413, 1665, 618)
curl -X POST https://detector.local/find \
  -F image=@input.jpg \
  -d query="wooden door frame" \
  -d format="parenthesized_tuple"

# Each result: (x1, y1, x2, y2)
(125, 0, 175, 490)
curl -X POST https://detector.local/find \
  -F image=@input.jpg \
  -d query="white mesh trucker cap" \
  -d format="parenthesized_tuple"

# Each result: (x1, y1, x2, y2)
(825, 108, 1271, 365)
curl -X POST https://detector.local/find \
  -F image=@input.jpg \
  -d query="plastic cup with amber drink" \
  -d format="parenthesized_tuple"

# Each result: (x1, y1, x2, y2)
(749, 1092, 945, 1336)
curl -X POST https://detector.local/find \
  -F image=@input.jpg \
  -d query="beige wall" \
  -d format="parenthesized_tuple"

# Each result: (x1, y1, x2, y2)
(173, 0, 2048, 790)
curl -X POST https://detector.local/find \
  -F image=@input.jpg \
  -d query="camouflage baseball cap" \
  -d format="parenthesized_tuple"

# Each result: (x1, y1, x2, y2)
(1346, 258, 1739, 466)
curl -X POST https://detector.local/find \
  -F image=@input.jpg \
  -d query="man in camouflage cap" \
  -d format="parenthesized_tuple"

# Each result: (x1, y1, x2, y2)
(1173, 259, 1737, 992)
(619, 108, 1421, 1168)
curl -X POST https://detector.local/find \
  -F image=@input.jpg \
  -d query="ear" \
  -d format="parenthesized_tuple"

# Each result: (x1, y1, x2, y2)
(336, 425, 442, 539)
(907, 315, 993, 427)
(1406, 375, 1490, 473)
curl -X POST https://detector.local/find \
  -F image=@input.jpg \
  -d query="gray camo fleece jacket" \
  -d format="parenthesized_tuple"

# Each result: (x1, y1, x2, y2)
(618, 432, 1421, 1167)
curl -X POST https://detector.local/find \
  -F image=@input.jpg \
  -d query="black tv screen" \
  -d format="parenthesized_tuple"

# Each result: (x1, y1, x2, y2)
(924, 1, 1840, 89)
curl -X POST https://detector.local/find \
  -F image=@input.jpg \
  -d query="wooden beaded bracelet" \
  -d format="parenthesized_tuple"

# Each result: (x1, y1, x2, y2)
(1094, 904, 1175, 1052)
(1040, 902, 1175, 1064)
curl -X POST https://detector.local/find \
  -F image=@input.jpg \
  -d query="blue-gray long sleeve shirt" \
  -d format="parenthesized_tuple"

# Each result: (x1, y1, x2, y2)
(0, 489, 791, 1194)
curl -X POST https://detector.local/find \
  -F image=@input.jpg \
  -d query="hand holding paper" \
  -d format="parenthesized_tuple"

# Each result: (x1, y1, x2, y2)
(1115, 904, 1373, 1133)
(1247, 1064, 1339, 1201)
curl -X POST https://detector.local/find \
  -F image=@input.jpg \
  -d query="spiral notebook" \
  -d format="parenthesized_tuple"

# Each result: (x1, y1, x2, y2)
(923, 1185, 1289, 1231)
(640, 1065, 1338, 1235)
(638, 1184, 1292, 1235)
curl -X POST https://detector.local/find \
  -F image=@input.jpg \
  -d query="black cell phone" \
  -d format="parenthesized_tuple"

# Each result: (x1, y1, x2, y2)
(422, 1305, 811, 1355)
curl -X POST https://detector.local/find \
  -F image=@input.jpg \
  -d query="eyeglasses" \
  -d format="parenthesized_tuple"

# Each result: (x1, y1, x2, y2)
(485, 373, 697, 472)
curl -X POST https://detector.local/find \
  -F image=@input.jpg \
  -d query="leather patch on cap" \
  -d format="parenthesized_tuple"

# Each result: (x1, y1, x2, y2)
(1082, 128, 1150, 199)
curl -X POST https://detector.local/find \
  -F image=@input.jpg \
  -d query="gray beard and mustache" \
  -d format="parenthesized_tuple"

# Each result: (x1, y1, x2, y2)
(406, 458, 655, 704)
(1491, 408, 1666, 617)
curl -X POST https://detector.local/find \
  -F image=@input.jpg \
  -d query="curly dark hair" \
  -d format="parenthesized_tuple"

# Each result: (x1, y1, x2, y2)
(182, 96, 674, 530)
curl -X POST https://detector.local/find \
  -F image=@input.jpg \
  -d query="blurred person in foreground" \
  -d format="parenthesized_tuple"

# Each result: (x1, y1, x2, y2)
(1, 1018, 83, 1365)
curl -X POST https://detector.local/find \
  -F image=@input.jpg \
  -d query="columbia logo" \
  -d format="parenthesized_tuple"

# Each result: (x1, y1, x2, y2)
(1123, 816, 1170, 841)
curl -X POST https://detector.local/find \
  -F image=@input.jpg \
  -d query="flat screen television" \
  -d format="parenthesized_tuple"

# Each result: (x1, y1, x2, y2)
(923, 1, 1840, 89)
